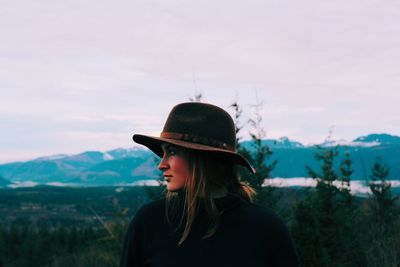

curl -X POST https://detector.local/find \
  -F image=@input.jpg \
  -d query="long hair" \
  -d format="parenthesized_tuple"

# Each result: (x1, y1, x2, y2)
(165, 149, 255, 245)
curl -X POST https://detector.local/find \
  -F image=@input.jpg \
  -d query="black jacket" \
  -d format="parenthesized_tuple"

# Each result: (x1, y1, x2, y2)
(120, 193, 300, 267)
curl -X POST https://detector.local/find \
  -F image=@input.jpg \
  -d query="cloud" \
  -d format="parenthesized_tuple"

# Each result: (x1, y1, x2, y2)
(1, 0, 400, 161)
(266, 178, 400, 196)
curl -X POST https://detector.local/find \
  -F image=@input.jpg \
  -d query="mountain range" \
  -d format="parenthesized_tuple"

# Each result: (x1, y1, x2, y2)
(0, 133, 399, 187)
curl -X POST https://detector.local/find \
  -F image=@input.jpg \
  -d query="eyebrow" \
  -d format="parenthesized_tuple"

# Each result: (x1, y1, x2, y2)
(161, 143, 175, 150)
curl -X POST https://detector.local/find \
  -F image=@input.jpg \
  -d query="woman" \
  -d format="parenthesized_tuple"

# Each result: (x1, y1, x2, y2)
(120, 102, 300, 267)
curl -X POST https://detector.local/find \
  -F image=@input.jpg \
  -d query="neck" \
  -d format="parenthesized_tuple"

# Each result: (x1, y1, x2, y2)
(176, 186, 228, 198)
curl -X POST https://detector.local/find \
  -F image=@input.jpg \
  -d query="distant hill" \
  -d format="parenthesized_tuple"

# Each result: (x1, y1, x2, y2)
(269, 144, 400, 179)
(354, 133, 400, 145)
(0, 148, 157, 185)
(0, 133, 399, 186)
(241, 136, 305, 149)
(0, 176, 11, 187)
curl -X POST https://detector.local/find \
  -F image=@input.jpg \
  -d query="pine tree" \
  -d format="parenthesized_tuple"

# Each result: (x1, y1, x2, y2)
(338, 152, 352, 196)
(189, 92, 203, 102)
(292, 145, 357, 267)
(229, 99, 277, 207)
(229, 100, 254, 177)
(361, 156, 400, 267)
(368, 156, 398, 223)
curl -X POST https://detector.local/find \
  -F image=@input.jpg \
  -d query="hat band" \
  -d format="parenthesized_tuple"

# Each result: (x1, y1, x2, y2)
(160, 132, 235, 151)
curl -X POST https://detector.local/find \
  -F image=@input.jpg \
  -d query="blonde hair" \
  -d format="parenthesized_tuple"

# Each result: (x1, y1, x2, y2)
(165, 149, 255, 245)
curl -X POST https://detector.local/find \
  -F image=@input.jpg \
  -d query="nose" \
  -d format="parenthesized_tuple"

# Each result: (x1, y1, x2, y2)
(158, 154, 168, 171)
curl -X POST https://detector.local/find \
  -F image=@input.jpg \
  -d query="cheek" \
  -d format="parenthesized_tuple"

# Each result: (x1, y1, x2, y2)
(172, 158, 190, 181)
(179, 168, 190, 183)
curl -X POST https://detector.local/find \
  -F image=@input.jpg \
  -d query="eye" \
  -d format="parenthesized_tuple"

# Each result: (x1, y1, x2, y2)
(161, 145, 177, 157)
(168, 147, 177, 156)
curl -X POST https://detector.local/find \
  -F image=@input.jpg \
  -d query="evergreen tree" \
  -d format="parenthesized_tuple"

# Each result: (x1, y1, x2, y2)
(292, 145, 357, 267)
(368, 156, 398, 223)
(189, 92, 203, 102)
(361, 156, 400, 267)
(229, 99, 277, 207)
(338, 152, 352, 197)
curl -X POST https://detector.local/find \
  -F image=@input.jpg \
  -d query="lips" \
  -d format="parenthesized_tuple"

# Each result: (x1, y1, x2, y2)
(164, 175, 172, 182)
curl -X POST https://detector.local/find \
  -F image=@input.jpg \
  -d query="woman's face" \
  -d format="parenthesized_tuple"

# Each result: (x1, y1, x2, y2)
(158, 143, 190, 192)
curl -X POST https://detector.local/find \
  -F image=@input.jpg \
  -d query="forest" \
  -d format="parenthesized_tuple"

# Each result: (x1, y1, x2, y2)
(1, 100, 399, 267)
(1, 147, 400, 267)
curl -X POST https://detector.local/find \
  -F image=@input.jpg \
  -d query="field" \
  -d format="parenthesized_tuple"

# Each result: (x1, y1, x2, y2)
(0, 186, 154, 229)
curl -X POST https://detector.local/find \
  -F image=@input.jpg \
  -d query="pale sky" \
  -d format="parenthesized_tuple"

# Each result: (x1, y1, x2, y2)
(1, 0, 400, 163)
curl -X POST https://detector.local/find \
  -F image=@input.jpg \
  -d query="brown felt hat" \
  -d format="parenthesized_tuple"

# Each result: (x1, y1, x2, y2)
(132, 102, 255, 174)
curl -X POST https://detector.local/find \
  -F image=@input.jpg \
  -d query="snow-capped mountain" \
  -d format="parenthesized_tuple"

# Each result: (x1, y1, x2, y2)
(354, 133, 400, 145)
(0, 133, 398, 186)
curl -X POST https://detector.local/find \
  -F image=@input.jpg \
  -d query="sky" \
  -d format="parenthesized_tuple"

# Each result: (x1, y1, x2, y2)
(1, 0, 400, 163)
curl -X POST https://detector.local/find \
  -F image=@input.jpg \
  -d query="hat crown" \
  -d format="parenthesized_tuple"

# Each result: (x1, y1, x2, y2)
(132, 102, 255, 173)
(162, 102, 236, 151)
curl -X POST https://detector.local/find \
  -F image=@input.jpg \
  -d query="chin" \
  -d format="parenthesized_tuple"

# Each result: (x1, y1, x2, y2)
(167, 187, 179, 192)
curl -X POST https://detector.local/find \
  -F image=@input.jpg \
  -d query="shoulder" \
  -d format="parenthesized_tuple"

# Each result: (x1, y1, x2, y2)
(239, 201, 288, 229)
(120, 199, 167, 267)
(242, 203, 300, 266)
(126, 198, 166, 231)
(240, 201, 279, 219)
(133, 198, 166, 221)
(239, 202, 299, 257)
(139, 198, 166, 213)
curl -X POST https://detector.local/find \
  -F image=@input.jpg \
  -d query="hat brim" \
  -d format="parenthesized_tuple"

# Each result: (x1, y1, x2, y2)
(132, 134, 255, 174)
